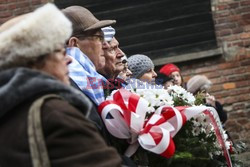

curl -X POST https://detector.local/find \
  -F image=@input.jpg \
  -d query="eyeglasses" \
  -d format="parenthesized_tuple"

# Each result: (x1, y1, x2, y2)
(77, 34, 104, 42)
(91, 34, 104, 42)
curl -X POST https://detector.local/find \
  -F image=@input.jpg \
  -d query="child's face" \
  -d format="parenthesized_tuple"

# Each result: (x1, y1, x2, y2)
(163, 80, 173, 89)
(170, 71, 182, 86)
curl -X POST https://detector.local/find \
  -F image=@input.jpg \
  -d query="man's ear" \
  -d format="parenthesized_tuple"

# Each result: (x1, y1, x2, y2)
(68, 37, 78, 47)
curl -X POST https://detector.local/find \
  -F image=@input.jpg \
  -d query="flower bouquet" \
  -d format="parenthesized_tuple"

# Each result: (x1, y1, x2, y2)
(98, 84, 235, 167)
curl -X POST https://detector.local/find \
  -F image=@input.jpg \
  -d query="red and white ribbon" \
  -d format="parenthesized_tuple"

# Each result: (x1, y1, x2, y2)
(203, 108, 232, 167)
(98, 89, 208, 158)
(98, 89, 233, 167)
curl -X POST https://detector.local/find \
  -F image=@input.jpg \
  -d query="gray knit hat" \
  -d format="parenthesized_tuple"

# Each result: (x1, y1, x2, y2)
(127, 54, 154, 79)
(187, 75, 212, 94)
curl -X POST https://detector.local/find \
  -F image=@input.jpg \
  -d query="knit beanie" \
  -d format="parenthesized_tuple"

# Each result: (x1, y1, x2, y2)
(160, 64, 180, 76)
(101, 26, 115, 42)
(187, 75, 212, 94)
(127, 54, 154, 79)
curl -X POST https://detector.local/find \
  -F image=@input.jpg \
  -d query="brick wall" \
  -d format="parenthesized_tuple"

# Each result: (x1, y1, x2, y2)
(0, 0, 249, 165)
(0, 0, 53, 25)
(180, 0, 250, 165)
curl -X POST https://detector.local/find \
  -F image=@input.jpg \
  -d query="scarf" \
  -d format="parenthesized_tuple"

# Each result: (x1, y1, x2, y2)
(67, 47, 107, 105)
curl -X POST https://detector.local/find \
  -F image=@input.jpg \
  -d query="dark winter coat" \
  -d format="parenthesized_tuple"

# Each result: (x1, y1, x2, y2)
(208, 101, 227, 124)
(70, 78, 137, 167)
(0, 68, 121, 167)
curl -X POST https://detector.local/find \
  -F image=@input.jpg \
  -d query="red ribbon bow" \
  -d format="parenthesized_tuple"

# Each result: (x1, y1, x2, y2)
(98, 89, 189, 158)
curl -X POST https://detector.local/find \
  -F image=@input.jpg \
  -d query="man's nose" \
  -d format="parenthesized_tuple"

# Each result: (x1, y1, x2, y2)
(116, 48, 124, 58)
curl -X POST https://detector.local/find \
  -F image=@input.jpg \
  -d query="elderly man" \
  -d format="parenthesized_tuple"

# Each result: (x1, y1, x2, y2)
(98, 26, 129, 91)
(62, 7, 136, 167)
(117, 55, 133, 81)
(98, 26, 124, 79)
(62, 6, 115, 106)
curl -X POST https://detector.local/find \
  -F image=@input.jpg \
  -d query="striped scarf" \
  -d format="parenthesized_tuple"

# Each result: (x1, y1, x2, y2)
(67, 47, 107, 105)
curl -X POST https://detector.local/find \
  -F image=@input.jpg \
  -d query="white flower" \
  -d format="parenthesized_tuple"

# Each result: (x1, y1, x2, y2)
(184, 92, 196, 105)
(142, 88, 173, 109)
(225, 141, 231, 150)
(168, 85, 186, 94)
(191, 114, 217, 138)
(223, 131, 228, 140)
(214, 150, 222, 156)
(126, 81, 174, 114)
(167, 85, 196, 106)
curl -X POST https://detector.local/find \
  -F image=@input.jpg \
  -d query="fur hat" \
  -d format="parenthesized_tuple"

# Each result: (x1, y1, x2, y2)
(187, 75, 212, 94)
(0, 3, 72, 69)
(127, 54, 154, 79)
(102, 26, 116, 42)
(160, 64, 180, 76)
(62, 6, 116, 37)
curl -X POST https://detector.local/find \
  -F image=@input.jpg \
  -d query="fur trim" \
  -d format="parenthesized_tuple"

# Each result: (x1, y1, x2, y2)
(187, 75, 212, 94)
(0, 67, 92, 118)
(0, 3, 72, 68)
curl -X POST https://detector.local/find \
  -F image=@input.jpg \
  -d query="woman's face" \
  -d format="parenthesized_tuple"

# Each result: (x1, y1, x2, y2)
(35, 47, 72, 85)
(170, 71, 182, 86)
(139, 68, 157, 83)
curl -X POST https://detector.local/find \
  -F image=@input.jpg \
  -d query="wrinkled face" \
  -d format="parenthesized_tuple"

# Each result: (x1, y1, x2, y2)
(118, 63, 132, 80)
(139, 68, 157, 83)
(170, 71, 182, 86)
(102, 37, 124, 77)
(100, 37, 124, 78)
(101, 40, 116, 76)
(110, 38, 124, 75)
(76, 30, 105, 70)
(36, 47, 72, 85)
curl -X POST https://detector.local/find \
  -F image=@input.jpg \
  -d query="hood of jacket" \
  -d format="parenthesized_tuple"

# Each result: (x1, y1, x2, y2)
(0, 67, 92, 119)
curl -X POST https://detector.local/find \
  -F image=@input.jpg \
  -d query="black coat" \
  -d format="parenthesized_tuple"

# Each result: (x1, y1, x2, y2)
(211, 101, 227, 124)
(70, 78, 137, 167)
